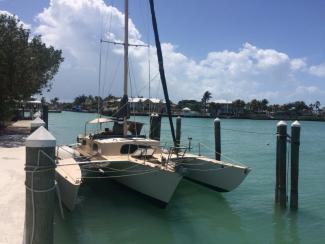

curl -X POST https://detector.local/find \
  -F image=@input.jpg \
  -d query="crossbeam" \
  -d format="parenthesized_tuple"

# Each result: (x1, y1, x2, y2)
(101, 39, 149, 47)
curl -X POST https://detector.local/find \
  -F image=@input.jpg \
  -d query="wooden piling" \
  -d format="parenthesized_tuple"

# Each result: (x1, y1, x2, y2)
(42, 104, 49, 129)
(214, 118, 221, 160)
(176, 116, 181, 147)
(275, 121, 287, 208)
(25, 126, 56, 244)
(31, 117, 46, 133)
(290, 121, 301, 211)
(149, 113, 161, 141)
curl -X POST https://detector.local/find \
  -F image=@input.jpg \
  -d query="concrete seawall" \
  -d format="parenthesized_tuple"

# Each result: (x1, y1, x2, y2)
(0, 120, 31, 244)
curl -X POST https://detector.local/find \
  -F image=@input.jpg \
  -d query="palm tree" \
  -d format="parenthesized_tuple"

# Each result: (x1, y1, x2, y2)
(261, 99, 269, 111)
(232, 99, 246, 116)
(250, 99, 259, 112)
(315, 101, 321, 112)
(201, 91, 212, 113)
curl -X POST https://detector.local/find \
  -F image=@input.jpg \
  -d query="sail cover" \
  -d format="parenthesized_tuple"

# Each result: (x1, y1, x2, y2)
(88, 117, 114, 124)
(112, 94, 129, 120)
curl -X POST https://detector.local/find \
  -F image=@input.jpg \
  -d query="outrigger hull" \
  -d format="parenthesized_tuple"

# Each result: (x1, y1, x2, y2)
(114, 164, 182, 206)
(55, 157, 82, 211)
(84, 160, 182, 207)
(176, 155, 250, 192)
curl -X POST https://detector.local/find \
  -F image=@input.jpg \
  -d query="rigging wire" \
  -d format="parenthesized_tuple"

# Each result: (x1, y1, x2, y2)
(105, 56, 122, 97)
(101, 0, 115, 96)
(97, 41, 102, 120)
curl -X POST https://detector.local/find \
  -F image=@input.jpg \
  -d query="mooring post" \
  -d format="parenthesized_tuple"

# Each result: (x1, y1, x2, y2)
(276, 121, 287, 208)
(176, 116, 182, 147)
(149, 113, 161, 140)
(214, 118, 221, 160)
(31, 117, 46, 133)
(290, 121, 301, 211)
(42, 104, 49, 129)
(25, 126, 56, 244)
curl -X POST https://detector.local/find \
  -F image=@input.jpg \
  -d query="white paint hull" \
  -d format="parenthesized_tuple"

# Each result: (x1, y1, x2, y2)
(179, 156, 250, 192)
(55, 171, 80, 211)
(55, 150, 82, 211)
(87, 161, 182, 206)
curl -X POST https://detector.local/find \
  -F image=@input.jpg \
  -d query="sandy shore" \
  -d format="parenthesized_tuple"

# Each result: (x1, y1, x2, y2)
(0, 120, 31, 244)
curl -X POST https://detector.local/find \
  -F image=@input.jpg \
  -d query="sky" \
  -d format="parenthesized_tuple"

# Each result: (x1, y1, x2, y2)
(1, 0, 325, 105)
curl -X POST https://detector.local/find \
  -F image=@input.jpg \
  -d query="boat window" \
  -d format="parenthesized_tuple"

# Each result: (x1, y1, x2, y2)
(120, 144, 148, 154)
(92, 143, 98, 152)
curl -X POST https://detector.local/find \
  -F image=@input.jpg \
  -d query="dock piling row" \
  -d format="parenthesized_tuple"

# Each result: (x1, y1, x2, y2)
(25, 126, 56, 244)
(275, 120, 301, 210)
(149, 113, 161, 141)
(42, 104, 49, 129)
(214, 118, 221, 160)
(275, 121, 287, 208)
(176, 116, 181, 147)
(290, 121, 301, 211)
(30, 117, 46, 133)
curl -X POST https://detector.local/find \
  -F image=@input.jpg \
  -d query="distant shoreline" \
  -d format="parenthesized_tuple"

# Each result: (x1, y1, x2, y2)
(62, 110, 325, 122)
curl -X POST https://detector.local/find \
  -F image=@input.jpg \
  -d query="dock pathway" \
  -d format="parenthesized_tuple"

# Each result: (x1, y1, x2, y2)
(0, 120, 31, 244)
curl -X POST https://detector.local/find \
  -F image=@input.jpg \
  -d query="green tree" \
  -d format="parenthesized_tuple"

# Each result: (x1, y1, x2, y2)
(232, 99, 246, 115)
(0, 13, 63, 121)
(41, 96, 47, 104)
(201, 91, 212, 113)
(73, 95, 87, 105)
(261, 99, 269, 111)
(50, 97, 59, 105)
(177, 100, 201, 112)
(249, 99, 259, 112)
(315, 101, 321, 112)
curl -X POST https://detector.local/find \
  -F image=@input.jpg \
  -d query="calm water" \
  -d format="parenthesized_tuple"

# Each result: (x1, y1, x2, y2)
(50, 112, 325, 244)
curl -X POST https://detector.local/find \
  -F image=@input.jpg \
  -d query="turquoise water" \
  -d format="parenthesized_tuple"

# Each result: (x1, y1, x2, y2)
(50, 112, 325, 244)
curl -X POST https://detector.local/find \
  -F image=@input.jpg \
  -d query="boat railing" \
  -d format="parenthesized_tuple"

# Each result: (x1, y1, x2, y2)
(166, 146, 188, 163)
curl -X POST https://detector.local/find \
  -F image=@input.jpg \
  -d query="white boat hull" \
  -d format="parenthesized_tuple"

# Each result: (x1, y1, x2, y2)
(115, 166, 182, 206)
(178, 155, 250, 192)
(86, 161, 182, 206)
(55, 156, 82, 211)
(55, 171, 80, 211)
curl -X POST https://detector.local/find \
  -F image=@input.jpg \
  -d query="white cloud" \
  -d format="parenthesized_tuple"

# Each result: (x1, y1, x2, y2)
(0, 10, 31, 29)
(33, 0, 325, 104)
(295, 85, 322, 94)
(309, 63, 325, 77)
(290, 58, 306, 71)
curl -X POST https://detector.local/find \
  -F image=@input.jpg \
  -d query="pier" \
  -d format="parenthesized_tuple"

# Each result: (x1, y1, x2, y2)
(0, 120, 31, 244)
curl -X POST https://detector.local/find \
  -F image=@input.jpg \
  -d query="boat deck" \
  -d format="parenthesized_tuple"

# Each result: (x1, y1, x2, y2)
(75, 147, 177, 172)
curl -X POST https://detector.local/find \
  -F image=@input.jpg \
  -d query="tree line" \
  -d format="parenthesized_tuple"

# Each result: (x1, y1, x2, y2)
(52, 91, 323, 117)
(0, 13, 63, 125)
(175, 91, 322, 115)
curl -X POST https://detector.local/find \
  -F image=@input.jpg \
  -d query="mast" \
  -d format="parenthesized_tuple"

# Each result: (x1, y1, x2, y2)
(123, 0, 129, 136)
(149, 0, 177, 146)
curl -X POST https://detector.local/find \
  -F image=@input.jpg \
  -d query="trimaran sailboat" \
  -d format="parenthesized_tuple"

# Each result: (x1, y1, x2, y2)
(55, 0, 250, 211)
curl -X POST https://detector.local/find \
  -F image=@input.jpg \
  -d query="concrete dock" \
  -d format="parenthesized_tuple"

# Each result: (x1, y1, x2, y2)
(0, 121, 31, 244)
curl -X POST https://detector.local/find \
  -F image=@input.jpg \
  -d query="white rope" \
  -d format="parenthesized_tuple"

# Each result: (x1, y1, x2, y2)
(25, 183, 56, 193)
(185, 166, 231, 172)
(25, 167, 54, 173)
(199, 142, 248, 167)
(25, 149, 56, 244)
(81, 165, 154, 174)
(55, 182, 65, 219)
(82, 168, 160, 179)
(158, 122, 275, 136)
(173, 160, 213, 166)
